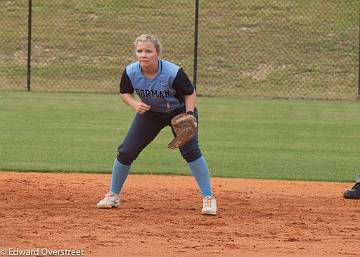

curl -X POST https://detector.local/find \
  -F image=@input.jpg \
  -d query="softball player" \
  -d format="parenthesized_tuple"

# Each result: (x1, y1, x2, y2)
(97, 34, 217, 215)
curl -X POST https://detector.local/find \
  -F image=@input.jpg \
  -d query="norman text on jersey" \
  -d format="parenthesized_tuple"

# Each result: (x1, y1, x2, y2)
(135, 89, 170, 98)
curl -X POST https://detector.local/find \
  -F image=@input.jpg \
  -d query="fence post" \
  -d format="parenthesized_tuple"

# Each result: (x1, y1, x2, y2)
(27, 0, 32, 91)
(358, 14, 360, 99)
(193, 0, 199, 88)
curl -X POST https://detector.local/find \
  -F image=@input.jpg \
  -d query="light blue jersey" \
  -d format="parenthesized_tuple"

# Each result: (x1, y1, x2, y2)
(120, 59, 194, 113)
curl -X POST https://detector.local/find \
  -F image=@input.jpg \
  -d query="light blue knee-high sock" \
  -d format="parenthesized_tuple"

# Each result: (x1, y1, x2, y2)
(110, 158, 131, 195)
(188, 156, 212, 197)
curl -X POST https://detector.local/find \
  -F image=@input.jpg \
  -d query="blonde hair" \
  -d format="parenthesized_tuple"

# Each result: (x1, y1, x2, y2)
(134, 34, 162, 55)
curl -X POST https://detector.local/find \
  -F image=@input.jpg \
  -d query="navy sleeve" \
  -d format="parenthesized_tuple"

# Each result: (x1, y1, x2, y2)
(119, 69, 134, 94)
(172, 68, 195, 95)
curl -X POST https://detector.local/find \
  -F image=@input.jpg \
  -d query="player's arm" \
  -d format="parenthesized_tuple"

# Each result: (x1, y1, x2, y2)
(120, 94, 150, 114)
(119, 70, 151, 114)
(184, 90, 196, 114)
(173, 68, 196, 113)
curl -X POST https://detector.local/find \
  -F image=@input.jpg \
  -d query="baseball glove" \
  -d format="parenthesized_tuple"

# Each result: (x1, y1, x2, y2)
(168, 113, 197, 149)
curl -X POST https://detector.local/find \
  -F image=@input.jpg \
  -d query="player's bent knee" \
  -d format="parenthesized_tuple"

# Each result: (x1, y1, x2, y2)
(117, 151, 134, 166)
(181, 149, 202, 163)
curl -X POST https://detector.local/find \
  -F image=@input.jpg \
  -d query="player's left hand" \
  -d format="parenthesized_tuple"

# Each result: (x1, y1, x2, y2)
(168, 113, 197, 149)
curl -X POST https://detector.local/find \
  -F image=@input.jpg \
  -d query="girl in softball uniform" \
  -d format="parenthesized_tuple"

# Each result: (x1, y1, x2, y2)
(96, 34, 217, 215)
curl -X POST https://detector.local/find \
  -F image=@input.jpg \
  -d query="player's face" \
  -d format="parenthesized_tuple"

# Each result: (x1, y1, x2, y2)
(135, 41, 158, 70)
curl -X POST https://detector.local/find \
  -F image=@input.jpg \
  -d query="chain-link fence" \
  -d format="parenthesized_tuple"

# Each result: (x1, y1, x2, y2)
(0, 0, 359, 99)
(1, 1, 28, 91)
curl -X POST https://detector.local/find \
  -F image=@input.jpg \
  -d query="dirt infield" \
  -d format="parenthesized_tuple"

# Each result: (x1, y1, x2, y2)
(0, 172, 359, 257)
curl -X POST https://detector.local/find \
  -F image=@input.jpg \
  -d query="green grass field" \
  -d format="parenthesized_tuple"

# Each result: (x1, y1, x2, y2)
(1, 91, 359, 182)
(0, 0, 358, 98)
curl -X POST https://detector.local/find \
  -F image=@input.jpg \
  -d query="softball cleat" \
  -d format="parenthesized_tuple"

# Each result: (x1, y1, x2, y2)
(202, 195, 217, 215)
(343, 183, 360, 199)
(96, 192, 120, 208)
